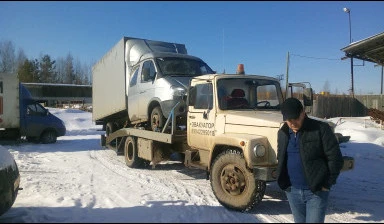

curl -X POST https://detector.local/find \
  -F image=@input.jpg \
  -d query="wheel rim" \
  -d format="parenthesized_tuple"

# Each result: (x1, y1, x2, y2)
(151, 113, 160, 130)
(220, 164, 246, 196)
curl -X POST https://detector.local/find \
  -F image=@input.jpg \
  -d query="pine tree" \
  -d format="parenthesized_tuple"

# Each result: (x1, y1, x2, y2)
(39, 54, 56, 83)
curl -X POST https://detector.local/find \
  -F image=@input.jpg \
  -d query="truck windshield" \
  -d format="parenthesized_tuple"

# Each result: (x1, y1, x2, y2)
(156, 57, 214, 76)
(217, 78, 283, 111)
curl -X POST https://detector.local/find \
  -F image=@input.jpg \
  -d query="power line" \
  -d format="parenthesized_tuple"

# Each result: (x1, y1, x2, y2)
(291, 53, 341, 61)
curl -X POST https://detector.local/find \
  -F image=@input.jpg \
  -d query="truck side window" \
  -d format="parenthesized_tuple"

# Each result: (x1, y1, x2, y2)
(27, 103, 46, 115)
(130, 67, 139, 87)
(141, 60, 156, 82)
(194, 83, 213, 109)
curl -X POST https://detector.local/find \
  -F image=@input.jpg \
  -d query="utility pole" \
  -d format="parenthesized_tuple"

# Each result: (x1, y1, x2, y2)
(343, 7, 354, 97)
(285, 51, 290, 99)
(375, 64, 384, 94)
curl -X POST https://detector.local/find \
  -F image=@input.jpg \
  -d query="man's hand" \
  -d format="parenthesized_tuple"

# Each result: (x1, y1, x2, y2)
(321, 187, 330, 191)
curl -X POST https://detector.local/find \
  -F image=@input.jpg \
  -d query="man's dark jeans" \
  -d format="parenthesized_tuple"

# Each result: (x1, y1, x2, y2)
(285, 186, 330, 223)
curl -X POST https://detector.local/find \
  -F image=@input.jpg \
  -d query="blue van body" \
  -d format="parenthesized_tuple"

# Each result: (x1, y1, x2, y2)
(18, 84, 66, 143)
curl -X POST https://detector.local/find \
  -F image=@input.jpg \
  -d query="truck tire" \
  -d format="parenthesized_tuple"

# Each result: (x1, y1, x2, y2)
(40, 130, 57, 144)
(106, 122, 117, 147)
(210, 149, 266, 212)
(106, 122, 117, 137)
(150, 106, 165, 132)
(124, 136, 145, 168)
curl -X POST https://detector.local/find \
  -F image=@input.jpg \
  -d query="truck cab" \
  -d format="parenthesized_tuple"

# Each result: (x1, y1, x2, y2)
(19, 84, 66, 143)
(127, 51, 214, 131)
(185, 73, 352, 212)
(186, 74, 285, 211)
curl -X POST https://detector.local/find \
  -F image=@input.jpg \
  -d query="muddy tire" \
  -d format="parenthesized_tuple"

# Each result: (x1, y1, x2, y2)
(124, 136, 145, 168)
(106, 122, 117, 137)
(150, 106, 165, 132)
(210, 149, 266, 212)
(106, 122, 118, 147)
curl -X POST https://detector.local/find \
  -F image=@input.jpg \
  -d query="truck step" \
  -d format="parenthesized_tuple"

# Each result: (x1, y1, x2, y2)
(185, 161, 208, 170)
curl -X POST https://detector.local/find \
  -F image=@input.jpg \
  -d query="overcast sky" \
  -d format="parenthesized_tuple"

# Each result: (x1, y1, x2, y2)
(1, 1, 384, 94)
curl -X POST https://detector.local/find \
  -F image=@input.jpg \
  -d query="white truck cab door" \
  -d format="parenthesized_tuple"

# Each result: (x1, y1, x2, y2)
(137, 60, 157, 121)
(187, 83, 215, 150)
(127, 67, 140, 122)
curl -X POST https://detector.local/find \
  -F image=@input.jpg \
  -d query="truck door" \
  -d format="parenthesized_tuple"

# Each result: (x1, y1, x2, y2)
(22, 101, 49, 137)
(187, 83, 215, 150)
(127, 66, 140, 122)
(137, 60, 157, 121)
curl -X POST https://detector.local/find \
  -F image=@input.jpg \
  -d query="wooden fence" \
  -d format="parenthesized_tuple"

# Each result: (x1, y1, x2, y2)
(307, 95, 372, 118)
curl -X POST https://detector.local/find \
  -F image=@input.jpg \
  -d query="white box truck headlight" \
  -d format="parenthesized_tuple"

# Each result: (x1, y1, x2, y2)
(253, 144, 266, 157)
(171, 86, 186, 97)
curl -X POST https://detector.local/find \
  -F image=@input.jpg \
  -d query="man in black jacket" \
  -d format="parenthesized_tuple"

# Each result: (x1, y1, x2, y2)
(277, 97, 344, 223)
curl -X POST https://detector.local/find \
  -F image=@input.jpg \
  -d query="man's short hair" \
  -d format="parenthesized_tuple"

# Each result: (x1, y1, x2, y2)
(281, 98, 303, 121)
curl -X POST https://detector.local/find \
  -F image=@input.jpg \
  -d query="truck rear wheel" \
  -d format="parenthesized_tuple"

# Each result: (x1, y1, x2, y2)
(124, 136, 145, 168)
(210, 149, 266, 212)
(150, 106, 165, 132)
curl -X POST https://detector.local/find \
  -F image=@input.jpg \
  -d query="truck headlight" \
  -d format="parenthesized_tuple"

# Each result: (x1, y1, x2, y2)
(253, 144, 266, 157)
(171, 86, 186, 97)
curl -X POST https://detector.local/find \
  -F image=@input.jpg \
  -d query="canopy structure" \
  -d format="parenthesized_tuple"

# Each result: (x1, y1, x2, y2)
(341, 32, 384, 66)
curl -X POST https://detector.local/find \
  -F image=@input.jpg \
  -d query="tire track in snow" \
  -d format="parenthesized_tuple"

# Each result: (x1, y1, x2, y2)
(90, 148, 261, 222)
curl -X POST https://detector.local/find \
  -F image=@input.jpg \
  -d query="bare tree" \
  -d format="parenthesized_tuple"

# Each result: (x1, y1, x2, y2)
(73, 57, 83, 84)
(55, 57, 66, 83)
(0, 40, 16, 73)
(323, 80, 330, 93)
(16, 48, 27, 70)
(64, 53, 74, 84)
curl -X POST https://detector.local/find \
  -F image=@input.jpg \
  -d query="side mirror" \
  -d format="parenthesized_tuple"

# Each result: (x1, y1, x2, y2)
(187, 86, 196, 106)
(303, 88, 313, 106)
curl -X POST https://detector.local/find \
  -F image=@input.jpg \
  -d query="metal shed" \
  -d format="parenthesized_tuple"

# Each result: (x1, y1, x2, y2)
(341, 31, 384, 66)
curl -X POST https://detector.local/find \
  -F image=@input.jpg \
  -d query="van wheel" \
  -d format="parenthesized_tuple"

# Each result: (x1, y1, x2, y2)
(150, 106, 165, 132)
(124, 136, 145, 168)
(210, 149, 266, 212)
(40, 130, 57, 144)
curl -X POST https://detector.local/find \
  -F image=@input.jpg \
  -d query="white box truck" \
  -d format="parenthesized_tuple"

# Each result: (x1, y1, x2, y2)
(92, 37, 214, 137)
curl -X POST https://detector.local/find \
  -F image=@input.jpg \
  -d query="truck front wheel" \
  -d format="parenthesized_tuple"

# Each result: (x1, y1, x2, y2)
(150, 106, 165, 132)
(124, 136, 145, 168)
(210, 149, 266, 212)
(40, 130, 57, 144)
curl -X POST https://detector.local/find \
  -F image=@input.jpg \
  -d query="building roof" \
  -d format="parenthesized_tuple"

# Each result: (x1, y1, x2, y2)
(341, 32, 384, 66)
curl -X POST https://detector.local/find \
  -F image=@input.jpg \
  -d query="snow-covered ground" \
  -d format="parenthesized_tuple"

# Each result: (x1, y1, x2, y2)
(0, 108, 383, 223)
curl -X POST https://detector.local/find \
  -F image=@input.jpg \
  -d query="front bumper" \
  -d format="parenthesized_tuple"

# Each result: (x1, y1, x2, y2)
(253, 165, 278, 182)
